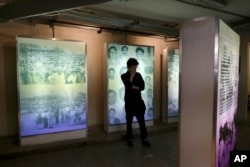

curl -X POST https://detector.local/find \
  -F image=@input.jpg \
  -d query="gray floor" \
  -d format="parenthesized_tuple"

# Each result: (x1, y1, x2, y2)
(0, 131, 177, 167)
(0, 121, 249, 167)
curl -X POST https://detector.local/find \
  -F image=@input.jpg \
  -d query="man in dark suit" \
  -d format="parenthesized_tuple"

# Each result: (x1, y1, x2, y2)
(121, 58, 151, 147)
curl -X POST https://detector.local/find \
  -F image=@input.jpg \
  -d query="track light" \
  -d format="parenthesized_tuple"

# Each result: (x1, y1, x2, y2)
(164, 36, 179, 42)
(97, 28, 102, 34)
(177, 0, 226, 8)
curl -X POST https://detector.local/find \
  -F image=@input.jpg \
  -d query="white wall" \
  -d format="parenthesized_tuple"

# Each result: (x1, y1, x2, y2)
(0, 22, 178, 137)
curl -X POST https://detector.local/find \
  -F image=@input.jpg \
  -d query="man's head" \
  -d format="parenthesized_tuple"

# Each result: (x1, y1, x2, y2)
(108, 68, 115, 79)
(135, 47, 144, 60)
(109, 108, 116, 118)
(127, 58, 139, 73)
(108, 46, 117, 58)
(127, 58, 139, 67)
(108, 89, 117, 105)
(122, 45, 128, 56)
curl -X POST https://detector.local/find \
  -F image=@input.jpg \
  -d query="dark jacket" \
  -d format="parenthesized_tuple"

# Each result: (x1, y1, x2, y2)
(121, 71, 145, 106)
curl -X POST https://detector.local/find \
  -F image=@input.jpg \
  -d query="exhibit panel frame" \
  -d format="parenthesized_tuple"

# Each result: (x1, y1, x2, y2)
(17, 36, 88, 145)
(179, 16, 239, 167)
(215, 20, 239, 167)
(162, 48, 179, 123)
(104, 43, 154, 133)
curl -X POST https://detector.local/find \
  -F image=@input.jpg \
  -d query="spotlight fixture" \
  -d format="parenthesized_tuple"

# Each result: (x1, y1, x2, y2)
(97, 28, 102, 34)
(164, 36, 179, 42)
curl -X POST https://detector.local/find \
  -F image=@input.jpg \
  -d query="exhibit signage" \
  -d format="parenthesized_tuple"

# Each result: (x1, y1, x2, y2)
(216, 20, 240, 167)
(17, 37, 87, 137)
(107, 43, 154, 126)
(179, 16, 240, 167)
(167, 48, 179, 118)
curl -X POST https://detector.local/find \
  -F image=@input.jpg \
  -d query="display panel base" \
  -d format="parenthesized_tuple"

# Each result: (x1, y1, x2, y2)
(168, 117, 178, 123)
(20, 129, 87, 146)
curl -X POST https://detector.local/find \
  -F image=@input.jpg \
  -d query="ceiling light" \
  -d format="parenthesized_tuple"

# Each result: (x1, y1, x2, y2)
(177, 0, 226, 8)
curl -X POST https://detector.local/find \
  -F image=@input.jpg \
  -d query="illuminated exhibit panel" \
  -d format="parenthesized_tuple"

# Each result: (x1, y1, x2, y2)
(167, 48, 179, 118)
(17, 37, 87, 137)
(107, 43, 154, 126)
(179, 16, 239, 167)
(216, 20, 239, 167)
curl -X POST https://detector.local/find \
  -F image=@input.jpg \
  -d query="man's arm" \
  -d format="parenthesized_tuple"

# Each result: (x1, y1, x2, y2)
(136, 73, 145, 91)
(121, 73, 132, 89)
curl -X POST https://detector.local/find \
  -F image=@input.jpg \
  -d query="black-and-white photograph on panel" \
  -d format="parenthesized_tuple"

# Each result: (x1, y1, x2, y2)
(215, 20, 239, 167)
(162, 48, 179, 123)
(107, 43, 154, 127)
(167, 48, 179, 118)
(17, 37, 87, 144)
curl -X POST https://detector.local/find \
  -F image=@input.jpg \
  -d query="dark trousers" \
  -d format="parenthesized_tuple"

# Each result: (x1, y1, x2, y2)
(125, 105, 148, 141)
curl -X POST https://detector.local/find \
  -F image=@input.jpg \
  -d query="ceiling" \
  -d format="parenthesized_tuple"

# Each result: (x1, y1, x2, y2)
(0, 0, 250, 38)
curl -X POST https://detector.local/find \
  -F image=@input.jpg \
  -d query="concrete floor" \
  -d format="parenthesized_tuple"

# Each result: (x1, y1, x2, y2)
(0, 131, 177, 167)
(0, 121, 249, 167)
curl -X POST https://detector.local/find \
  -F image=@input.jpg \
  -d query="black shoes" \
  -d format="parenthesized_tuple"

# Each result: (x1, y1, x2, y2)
(127, 140, 151, 147)
(127, 140, 133, 147)
(142, 140, 151, 147)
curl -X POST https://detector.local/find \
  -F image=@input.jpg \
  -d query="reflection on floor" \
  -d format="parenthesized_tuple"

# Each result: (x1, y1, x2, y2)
(0, 121, 249, 167)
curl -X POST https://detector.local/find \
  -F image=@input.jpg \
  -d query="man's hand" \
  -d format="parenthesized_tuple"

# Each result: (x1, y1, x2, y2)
(132, 85, 139, 90)
(130, 72, 135, 82)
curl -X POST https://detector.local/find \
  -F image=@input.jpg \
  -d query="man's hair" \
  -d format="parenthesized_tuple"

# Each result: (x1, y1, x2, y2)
(108, 68, 115, 72)
(127, 58, 139, 67)
(135, 47, 144, 54)
(108, 46, 117, 53)
(121, 45, 128, 51)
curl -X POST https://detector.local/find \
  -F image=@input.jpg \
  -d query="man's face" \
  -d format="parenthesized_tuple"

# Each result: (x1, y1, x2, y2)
(128, 65, 137, 74)
(109, 91, 116, 105)
(145, 77, 151, 83)
(109, 110, 115, 118)
(122, 48, 128, 56)
(109, 70, 115, 79)
(136, 50, 144, 60)
(147, 89, 153, 97)
(109, 48, 117, 58)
